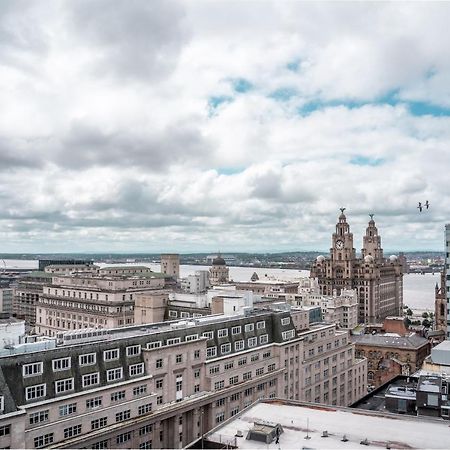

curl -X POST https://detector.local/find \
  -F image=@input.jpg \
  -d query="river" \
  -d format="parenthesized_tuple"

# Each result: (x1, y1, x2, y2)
(1, 259, 440, 312)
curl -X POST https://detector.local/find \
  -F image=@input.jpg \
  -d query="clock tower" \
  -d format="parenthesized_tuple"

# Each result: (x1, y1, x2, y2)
(361, 214, 383, 261)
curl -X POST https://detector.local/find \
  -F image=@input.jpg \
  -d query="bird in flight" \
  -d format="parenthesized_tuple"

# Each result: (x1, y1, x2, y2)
(425, 200, 430, 209)
(417, 202, 422, 212)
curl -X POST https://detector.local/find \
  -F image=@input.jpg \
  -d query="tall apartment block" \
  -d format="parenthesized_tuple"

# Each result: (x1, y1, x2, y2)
(446, 224, 450, 338)
(310, 210, 403, 324)
(160, 254, 180, 280)
(0, 307, 366, 449)
(35, 267, 167, 335)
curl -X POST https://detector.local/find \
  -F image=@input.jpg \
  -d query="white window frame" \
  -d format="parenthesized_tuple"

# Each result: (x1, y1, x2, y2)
(218, 328, 228, 338)
(82, 372, 100, 388)
(259, 334, 269, 344)
(202, 331, 214, 340)
(23, 362, 43, 378)
(55, 377, 74, 394)
(129, 363, 145, 377)
(281, 317, 291, 326)
(206, 346, 217, 358)
(186, 334, 198, 341)
(256, 321, 266, 330)
(248, 337, 257, 348)
(126, 345, 141, 357)
(147, 341, 162, 349)
(25, 384, 46, 401)
(103, 349, 120, 361)
(231, 326, 241, 335)
(167, 337, 181, 345)
(79, 353, 96, 366)
(106, 367, 123, 382)
(221, 343, 231, 354)
(52, 357, 71, 372)
(235, 340, 245, 351)
(245, 323, 254, 332)
(168, 310, 178, 318)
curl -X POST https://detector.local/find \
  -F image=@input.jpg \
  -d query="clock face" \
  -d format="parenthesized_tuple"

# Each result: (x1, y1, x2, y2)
(335, 239, 344, 250)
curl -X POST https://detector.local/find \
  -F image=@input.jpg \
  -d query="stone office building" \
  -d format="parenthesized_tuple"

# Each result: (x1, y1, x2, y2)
(310, 210, 404, 324)
(0, 308, 366, 449)
(35, 268, 167, 336)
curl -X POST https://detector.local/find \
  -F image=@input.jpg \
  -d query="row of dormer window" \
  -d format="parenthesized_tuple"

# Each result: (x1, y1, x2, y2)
(22, 345, 142, 377)
(24, 364, 145, 401)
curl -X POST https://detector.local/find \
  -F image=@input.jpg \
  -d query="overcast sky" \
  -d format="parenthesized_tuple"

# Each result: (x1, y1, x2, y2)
(1, 1, 449, 253)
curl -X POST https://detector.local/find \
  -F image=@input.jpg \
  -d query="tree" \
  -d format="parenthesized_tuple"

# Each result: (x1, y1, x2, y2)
(422, 318, 431, 328)
(422, 312, 429, 319)
(406, 308, 413, 316)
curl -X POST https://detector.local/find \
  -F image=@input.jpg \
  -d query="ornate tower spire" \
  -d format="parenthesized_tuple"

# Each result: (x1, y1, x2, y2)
(362, 214, 383, 260)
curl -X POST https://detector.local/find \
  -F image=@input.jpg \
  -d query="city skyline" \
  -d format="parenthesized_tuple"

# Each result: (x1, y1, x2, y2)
(1, 1, 450, 253)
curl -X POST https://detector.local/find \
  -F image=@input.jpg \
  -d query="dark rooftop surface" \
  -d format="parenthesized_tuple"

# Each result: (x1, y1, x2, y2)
(351, 375, 418, 416)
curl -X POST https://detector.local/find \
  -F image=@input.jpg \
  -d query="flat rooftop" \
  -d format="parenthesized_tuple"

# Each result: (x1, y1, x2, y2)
(351, 375, 417, 415)
(205, 400, 450, 449)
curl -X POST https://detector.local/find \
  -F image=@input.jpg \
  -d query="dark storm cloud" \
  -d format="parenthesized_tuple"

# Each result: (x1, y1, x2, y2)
(59, 121, 210, 170)
(68, 0, 189, 81)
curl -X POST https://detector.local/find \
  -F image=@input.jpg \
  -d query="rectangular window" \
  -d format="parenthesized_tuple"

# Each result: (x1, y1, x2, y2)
(202, 331, 214, 340)
(248, 337, 257, 348)
(23, 362, 43, 377)
(0, 425, 10, 437)
(104, 349, 120, 361)
(168, 310, 177, 317)
(215, 412, 225, 423)
(139, 441, 152, 449)
(55, 378, 73, 394)
(221, 343, 231, 354)
(194, 349, 201, 359)
(194, 369, 200, 378)
(245, 323, 254, 332)
(167, 337, 181, 345)
(82, 372, 99, 388)
(115, 410, 131, 422)
(116, 433, 131, 444)
(186, 334, 199, 341)
(282, 330, 295, 340)
(25, 384, 46, 401)
(79, 353, 96, 366)
(86, 396, 102, 409)
(147, 341, 162, 349)
(139, 424, 153, 436)
(229, 375, 239, 385)
(206, 346, 217, 358)
(263, 351, 271, 359)
(209, 365, 220, 375)
(130, 363, 145, 377)
(259, 334, 269, 344)
(91, 417, 107, 430)
(92, 440, 108, 449)
(29, 410, 49, 425)
(34, 433, 53, 448)
(256, 321, 265, 329)
(175, 354, 183, 363)
(126, 345, 141, 357)
(138, 403, 152, 415)
(256, 367, 264, 376)
(218, 328, 228, 338)
(231, 326, 242, 335)
(224, 361, 234, 370)
(238, 357, 247, 366)
(156, 378, 163, 389)
(281, 317, 290, 326)
(214, 380, 225, 390)
(251, 353, 259, 362)
(59, 403, 77, 416)
(243, 371, 252, 381)
(107, 367, 123, 382)
(156, 358, 163, 368)
(235, 340, 245, 351)
(64, 424, 82, 439)
(111, 390, 126, 402)
(157, 395, 163, 405)
(52, 357, 71, 372)
(133, 384, 147, 396)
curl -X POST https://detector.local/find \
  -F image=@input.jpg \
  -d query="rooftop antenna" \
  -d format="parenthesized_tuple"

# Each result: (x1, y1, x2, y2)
(369, 213, 374, 220)
(304, 417, 311, 440)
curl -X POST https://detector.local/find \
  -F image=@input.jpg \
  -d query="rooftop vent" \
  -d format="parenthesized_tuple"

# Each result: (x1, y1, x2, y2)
(235, 430, 243, 438)
(321, 431, 329, 438)
(360, 438, 370, 446)
(246, 421, 283, 444)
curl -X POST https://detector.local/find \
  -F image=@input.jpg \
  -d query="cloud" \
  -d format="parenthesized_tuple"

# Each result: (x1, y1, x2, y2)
(1, 1, 450, 252)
